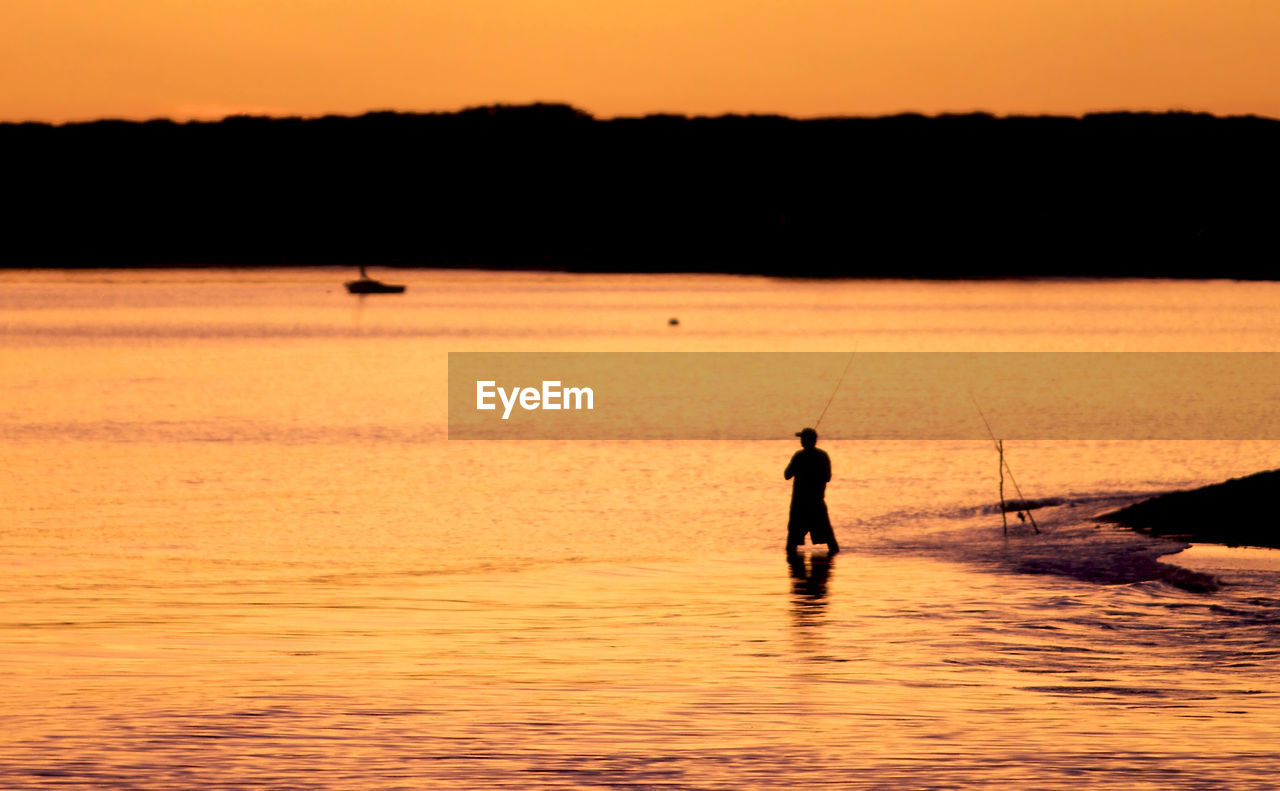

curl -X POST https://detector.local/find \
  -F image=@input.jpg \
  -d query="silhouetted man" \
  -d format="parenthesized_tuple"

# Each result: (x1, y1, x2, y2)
(784, 427, 839, 555)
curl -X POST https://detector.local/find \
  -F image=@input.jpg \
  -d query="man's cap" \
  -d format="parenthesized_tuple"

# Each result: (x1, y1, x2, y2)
(795, 427, 818, 439)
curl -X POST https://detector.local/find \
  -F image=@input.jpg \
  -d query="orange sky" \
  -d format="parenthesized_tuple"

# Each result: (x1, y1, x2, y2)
(3, 0, 1279, 122)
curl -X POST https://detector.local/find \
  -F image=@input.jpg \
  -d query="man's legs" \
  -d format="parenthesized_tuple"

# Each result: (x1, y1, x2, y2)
(786, 528, 804, 555)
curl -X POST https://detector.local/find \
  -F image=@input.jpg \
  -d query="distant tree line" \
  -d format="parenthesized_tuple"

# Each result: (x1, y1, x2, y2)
(3, 103, 1278, 277)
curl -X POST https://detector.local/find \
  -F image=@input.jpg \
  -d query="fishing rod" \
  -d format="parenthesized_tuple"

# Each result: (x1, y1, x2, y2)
(969, 393, 1041, 534)
(814, 349, 857, 430)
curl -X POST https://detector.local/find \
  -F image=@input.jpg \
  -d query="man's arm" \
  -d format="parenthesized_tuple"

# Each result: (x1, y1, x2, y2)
(784, 452, 798, 480)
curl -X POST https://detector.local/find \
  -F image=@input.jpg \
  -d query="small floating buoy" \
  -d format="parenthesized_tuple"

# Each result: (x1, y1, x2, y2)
(668, 317, 680, 326)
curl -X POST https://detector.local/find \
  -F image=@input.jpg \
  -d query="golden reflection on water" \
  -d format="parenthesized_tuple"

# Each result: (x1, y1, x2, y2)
(2, 270, 1280, 788)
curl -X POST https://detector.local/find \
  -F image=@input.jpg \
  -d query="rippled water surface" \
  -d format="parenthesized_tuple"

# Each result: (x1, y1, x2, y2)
(2, 270, 1279, 789)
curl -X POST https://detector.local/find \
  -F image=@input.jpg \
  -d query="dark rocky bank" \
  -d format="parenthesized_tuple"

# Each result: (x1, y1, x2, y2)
(1101, 469, 1280, 549)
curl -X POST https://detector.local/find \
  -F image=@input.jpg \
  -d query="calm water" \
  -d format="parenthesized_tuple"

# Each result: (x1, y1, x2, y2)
(2, 269, 1279, 789)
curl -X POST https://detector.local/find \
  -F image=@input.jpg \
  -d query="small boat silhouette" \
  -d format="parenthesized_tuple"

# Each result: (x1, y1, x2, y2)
(345, 265, 406, 294)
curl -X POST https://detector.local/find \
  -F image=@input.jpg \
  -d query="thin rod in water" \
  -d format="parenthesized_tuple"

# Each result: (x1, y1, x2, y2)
(970, 394, 1041, 534)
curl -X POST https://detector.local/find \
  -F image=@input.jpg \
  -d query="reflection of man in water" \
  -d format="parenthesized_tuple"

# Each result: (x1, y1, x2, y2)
(788, 552, 832, 600)
(784, 427, 839, 555)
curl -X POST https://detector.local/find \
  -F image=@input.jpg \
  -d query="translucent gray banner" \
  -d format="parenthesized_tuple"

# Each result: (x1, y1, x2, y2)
(447, 353, 1280, 440)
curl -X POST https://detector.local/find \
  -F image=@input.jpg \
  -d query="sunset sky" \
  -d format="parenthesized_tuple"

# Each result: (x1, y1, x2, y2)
(3, 0, 1279, 123)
